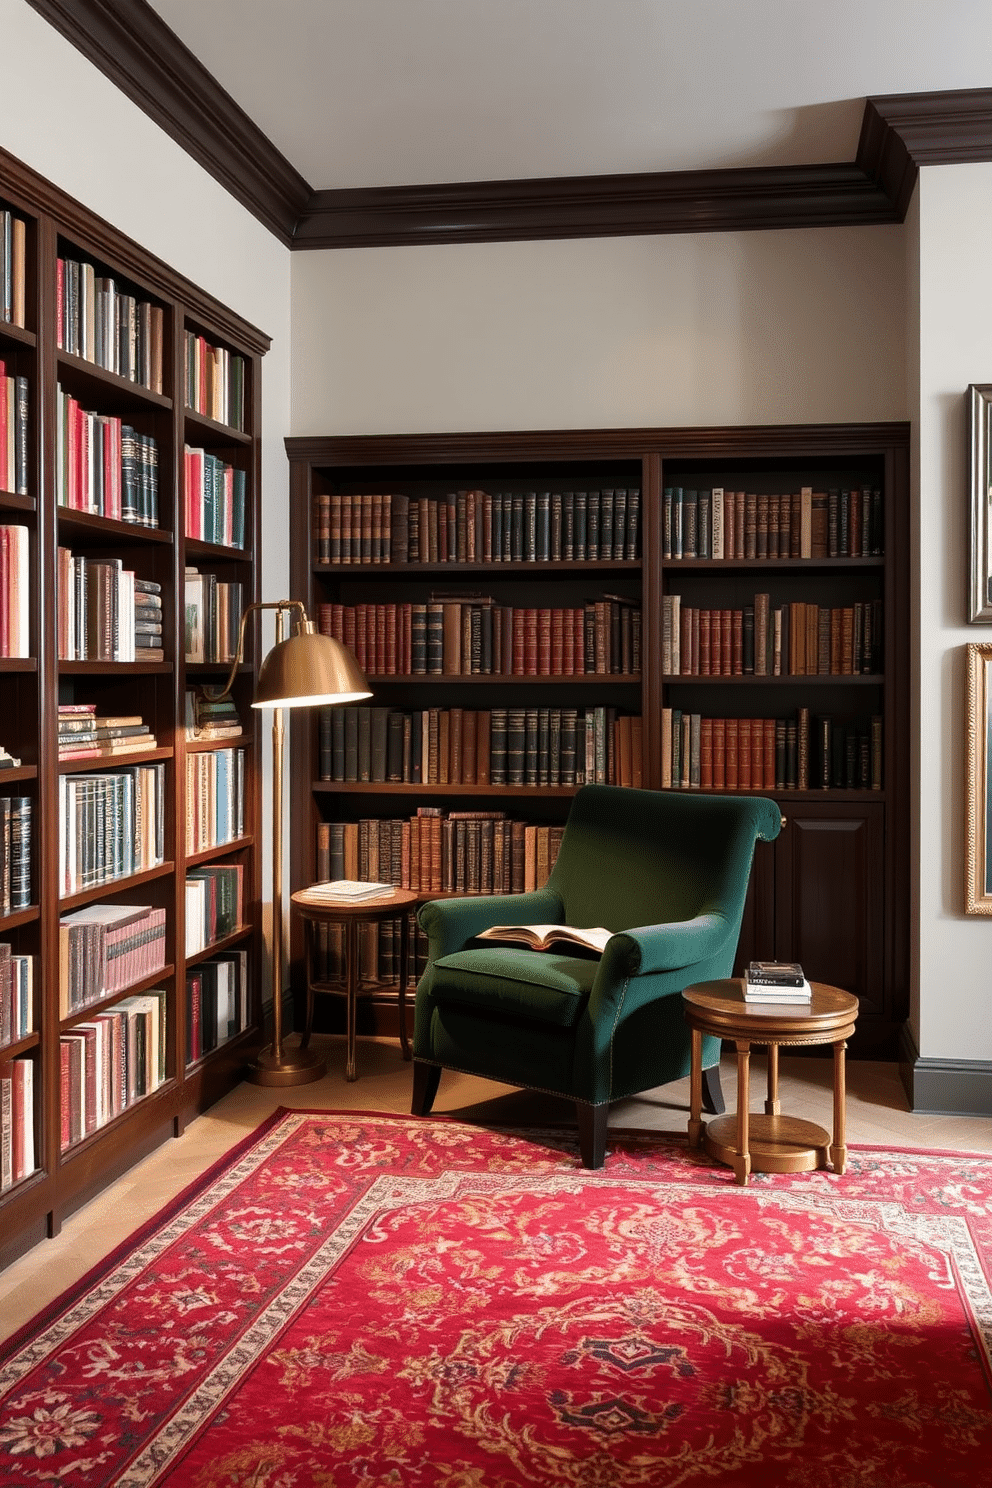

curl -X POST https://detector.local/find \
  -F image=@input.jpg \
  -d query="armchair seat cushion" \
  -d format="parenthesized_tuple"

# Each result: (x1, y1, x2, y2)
(432, 948, 598, 1028)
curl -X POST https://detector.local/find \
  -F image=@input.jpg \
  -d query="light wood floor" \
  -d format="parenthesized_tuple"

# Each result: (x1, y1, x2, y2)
(2, 1037, 990, 1345)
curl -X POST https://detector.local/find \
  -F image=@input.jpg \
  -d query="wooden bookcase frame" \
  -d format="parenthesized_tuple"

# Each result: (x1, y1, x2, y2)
(285, 424, 910, 1062)
(0, 145, 267, 1270)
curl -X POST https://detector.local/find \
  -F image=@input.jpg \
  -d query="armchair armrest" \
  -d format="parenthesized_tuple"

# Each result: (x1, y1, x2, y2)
(598, 912, 734, 981)
(418, 889, 564, 961)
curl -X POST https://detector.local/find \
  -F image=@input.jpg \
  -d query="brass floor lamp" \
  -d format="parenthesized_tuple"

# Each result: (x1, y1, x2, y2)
(208, 600, 371, 1086)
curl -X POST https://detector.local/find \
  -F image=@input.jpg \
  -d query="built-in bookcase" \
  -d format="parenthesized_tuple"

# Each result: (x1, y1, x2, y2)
(0, 145, 267, 1270)
(287, 427, 910, 1061)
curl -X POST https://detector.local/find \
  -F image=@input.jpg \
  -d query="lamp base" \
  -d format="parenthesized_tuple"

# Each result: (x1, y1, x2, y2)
(246, 1040, 327, 1086)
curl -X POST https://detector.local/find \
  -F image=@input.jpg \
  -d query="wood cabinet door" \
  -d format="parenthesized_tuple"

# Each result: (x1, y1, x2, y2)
(773, 803, 885, 1010)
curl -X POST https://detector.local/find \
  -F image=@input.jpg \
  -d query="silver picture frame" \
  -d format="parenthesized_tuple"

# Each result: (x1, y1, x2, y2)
(968, 384, 992, 622)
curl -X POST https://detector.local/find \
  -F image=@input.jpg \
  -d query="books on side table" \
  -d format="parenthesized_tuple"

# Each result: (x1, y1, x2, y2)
(743, 960, 813, 1007)
(297, 880, 395, 904)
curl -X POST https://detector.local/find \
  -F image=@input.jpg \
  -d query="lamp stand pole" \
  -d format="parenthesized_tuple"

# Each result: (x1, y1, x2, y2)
(247, 605, 327, 1086)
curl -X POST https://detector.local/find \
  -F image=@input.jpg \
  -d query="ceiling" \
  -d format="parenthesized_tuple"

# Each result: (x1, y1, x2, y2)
(145, 0, 991, 192)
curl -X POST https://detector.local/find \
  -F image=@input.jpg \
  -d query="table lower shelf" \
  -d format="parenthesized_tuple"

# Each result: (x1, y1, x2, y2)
(703, 1113, 832, 1175)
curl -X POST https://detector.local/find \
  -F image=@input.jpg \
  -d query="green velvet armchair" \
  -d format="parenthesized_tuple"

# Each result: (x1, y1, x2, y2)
(412, 784, 782, 1167)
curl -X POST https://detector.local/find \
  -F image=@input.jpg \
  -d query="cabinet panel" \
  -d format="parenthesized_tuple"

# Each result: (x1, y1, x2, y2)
(773, 802, 885, 1021)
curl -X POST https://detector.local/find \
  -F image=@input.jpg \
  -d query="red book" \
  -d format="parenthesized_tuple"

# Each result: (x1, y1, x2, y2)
(763, 719, 776, 789)
(739, 717, 752, 790)
(712, 717, 726, 790)
(720, 610, 733, 676)
(537, 609, 552, 674)
(550, 610, 564, 674)
(699, 717, 713, 789)
(699, 610, 711, 676)
(725, 717, 739, 791)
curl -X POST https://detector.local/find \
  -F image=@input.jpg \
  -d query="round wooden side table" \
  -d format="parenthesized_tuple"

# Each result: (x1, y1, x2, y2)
(291, 887, 419, 1081)
(682, 978, 859, 1186)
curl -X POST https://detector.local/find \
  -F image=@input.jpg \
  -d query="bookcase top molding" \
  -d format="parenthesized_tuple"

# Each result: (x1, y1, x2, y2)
(0, 143, 270, 357)
(285, 422, 912, 469)
(20, 2, 992, 250)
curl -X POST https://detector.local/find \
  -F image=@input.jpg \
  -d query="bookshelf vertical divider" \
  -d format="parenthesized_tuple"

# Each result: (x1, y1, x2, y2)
(0, 145, 267, 1271)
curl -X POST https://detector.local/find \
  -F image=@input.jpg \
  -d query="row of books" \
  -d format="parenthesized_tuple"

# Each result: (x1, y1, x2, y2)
(185, 748, 246, 854)
(184, 569, 243, 664)
(56, 388, 160, 527)
(57, 764, 165, 896)
(662, 595, 883, 677)
(311, 914, 423, 991)
(184, 689, 244, 741)
(313, 487, 641, 566)
(0, 523, 30, 658)
(318, 704, 641, 788)
(0, 942, 33, 1047)
(660, 708, 883, 792)
(57, 554, 163, 662)
(1, 361, 28, 496)
(59, 991, 167, 1151)
(0, 1054, 34, 1191)
(0, 210, 27, 328)
(185, 863, 244, 955)
(185, 950, 249, 1065)
(184, 446, 247, 548)
(316, 598, 642, 677)
(58, 903, 166, 1018)
(57, 256, 165, 394)
(316, 809, 566, 898)
(184, 331, 246, 431)
(0, 795, 31, 916)
(663, 485, 884, 561)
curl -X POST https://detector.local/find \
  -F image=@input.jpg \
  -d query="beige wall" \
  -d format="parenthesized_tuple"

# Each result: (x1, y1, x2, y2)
(1, 0, 294, 968)
(913, 162, 992, 1062)
(0, 1, 292, 613)
(291, 226, 907, 435)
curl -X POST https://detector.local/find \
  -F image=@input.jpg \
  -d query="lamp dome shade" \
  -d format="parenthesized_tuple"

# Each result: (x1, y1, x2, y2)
(252, 630, 372, 709)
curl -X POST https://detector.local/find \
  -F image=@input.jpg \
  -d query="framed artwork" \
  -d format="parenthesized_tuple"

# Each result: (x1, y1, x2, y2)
(966, 642, 992, 912)
(968, 384, 992, 622)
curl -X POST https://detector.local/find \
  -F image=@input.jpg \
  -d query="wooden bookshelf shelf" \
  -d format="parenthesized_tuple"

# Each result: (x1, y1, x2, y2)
(0, 145, 268, 1269)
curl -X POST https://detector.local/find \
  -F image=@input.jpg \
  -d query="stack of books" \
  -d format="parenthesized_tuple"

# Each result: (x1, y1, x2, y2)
(185, 688, 243, 741)
(743, 960, 813, 1004)
(57, 705, 157, 760)
(299, 880, 394, 903)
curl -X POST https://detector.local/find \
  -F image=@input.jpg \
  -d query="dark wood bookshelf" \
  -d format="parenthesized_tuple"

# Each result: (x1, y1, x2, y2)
(287, 425, 910, 1061)
(0, 144, 269, 1271)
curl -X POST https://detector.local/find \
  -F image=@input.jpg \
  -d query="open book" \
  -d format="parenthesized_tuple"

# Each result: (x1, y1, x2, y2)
(475, 923, 612, 954)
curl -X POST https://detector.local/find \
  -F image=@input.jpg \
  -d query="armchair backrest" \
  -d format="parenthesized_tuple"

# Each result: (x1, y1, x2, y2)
(547, 785, 781, 932)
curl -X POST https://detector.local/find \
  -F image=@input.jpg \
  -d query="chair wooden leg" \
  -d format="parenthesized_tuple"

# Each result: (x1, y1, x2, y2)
(577, 1103, 608, 1169)
(702, 1063, 725, 1115)
(412, 1060, 442, 1116)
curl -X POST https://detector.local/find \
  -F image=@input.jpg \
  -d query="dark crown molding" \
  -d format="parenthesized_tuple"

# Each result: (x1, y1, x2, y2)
(26, 0, 311, 246)
(25, 4, 992, 251)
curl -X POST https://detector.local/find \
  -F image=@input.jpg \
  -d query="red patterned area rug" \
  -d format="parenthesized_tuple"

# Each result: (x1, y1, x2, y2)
(2, 1112, 992, 1488)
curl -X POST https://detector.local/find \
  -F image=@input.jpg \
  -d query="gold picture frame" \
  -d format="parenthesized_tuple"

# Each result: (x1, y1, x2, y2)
(968, 385, 992, 622)
(966, 642, 992, 912)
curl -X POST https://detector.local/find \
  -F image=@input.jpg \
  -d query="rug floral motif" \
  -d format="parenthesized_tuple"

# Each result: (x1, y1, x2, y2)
(1, 1111, 991, 1487)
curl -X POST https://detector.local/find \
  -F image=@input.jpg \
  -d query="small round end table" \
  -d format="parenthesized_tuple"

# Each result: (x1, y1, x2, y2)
(291, 887, 419, 1081)
(682, 978, 859, 1186)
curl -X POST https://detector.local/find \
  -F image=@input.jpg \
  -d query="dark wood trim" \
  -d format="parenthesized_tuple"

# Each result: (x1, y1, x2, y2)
(25, 0, 310, 248)
(22, 2, 992, 252)
(293, 163, 897, 249)
(285, 423, 911, 469)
